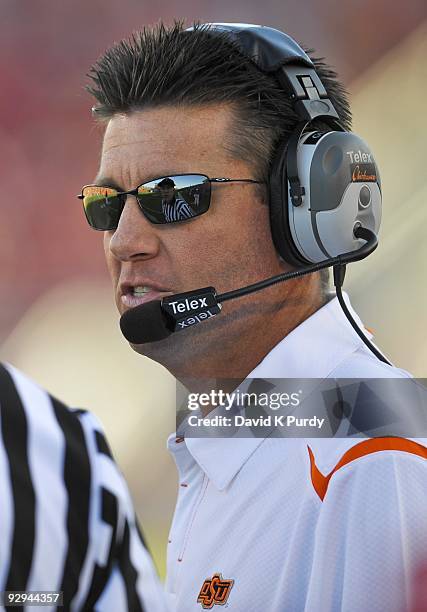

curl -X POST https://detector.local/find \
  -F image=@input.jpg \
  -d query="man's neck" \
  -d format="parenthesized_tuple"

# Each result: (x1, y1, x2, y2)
(177, 278, 327, 393)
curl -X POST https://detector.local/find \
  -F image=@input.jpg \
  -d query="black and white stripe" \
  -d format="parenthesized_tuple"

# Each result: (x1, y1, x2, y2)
(0, 363, 168, 612)
(161, 197, 194, 223)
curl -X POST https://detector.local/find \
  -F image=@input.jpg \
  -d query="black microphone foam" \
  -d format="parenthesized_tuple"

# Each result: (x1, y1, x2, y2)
(119, 300, 172, 343)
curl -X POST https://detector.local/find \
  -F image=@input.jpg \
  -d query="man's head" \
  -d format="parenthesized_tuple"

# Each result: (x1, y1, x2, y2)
(86, 23, 351, 378)
(157, 178, 176, 203)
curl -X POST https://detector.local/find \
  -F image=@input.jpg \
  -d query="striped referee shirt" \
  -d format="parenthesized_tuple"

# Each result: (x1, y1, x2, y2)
(0, 363, 168, 612)
(161, 197, 194, 223)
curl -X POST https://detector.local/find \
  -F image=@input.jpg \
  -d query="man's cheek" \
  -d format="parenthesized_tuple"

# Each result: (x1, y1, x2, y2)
(103, 234, 119, 286)
(103, 232, 111, 260)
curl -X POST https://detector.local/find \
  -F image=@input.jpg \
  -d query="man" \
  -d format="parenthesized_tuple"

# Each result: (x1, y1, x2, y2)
(80, 23, 427, 611)
(0, 362, 168, 611)
(157, 178, 195, 223)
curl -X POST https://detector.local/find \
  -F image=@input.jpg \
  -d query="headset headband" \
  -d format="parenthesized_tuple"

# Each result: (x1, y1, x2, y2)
(186, 23, 339, 123)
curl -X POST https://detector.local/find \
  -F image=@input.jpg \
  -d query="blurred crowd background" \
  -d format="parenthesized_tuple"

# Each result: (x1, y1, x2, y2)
(1, 0, 426, 576)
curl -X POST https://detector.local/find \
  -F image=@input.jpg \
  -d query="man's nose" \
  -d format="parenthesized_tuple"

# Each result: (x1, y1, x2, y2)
(108, 196, 160, 262)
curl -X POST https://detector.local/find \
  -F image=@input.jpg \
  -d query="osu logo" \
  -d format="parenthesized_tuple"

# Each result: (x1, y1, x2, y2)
(197, 573, 234, 608)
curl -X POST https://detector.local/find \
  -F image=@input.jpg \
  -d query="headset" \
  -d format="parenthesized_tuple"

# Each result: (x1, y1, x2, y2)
(192, 23, 382, 266)
(121, 23, 390, 365)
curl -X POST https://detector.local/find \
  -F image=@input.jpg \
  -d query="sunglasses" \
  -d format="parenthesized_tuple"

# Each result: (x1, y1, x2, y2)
(78, 173, 263, 230)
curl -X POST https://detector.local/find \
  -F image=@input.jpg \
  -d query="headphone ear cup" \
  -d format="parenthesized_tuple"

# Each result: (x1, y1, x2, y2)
(269, 141, 310, 268)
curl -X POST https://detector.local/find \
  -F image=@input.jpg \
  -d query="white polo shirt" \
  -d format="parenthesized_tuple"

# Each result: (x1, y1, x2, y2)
(165, 295, 427, 612)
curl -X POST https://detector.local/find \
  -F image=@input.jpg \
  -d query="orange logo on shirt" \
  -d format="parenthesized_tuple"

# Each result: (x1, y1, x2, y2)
(197, 573, 234, 608)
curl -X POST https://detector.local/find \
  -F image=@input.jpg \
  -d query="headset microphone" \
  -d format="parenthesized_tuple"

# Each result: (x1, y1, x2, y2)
(121, 299, 173, 343)
(120, 226, 388, 366)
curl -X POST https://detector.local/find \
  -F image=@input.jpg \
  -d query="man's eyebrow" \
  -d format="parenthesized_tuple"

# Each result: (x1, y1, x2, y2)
(93, 176, 125, 191)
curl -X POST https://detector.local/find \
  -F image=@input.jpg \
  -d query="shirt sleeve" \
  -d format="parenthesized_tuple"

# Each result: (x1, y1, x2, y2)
(304, 448, 427, 612)
(0, 363, 168, 612)
(73, 411, 169, 612)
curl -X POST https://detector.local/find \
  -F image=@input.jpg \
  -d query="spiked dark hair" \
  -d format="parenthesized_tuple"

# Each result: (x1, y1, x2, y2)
(88, 22, 351, 290)
(88, 22, 351, 179)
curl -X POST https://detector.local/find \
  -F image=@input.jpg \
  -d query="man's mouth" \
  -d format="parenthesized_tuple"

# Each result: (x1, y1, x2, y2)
(120, 285, 173, 309)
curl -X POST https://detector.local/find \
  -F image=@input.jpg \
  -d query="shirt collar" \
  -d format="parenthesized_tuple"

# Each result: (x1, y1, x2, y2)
(246, 291, 370, 379)
(168, 293, 370, 491)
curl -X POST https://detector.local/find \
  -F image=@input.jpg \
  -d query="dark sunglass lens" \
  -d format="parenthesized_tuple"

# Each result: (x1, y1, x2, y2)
(82, 186, 124, 230)
(136, 174, 211, 224)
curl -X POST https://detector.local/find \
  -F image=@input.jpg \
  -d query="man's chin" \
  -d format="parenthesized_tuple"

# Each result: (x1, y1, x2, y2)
(129, 341, 146, 354)
(128, 336, 175, 361)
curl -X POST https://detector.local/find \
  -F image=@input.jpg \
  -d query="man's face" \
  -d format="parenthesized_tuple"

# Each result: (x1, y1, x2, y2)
(99, 105, 288, 374)
(159, 185, 175, 202)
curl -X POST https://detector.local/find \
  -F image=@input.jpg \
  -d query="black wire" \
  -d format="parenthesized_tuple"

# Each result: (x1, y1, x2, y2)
(218, 225, 377, 304)
(333, 264, 392, 365)
(218, 258, 334, 303)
